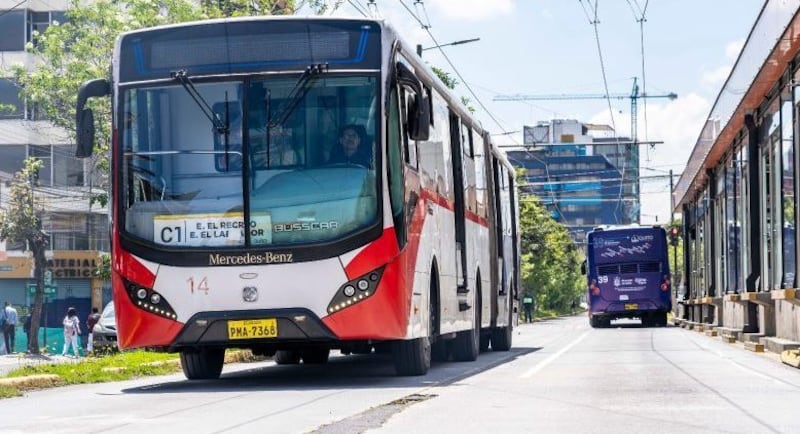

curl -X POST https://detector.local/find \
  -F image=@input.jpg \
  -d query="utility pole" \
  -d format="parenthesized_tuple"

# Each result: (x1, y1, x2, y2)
(669, 169, 678, 292)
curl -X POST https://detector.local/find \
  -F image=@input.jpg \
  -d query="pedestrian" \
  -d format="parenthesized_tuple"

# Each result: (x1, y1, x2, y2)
(570, 299, 577, 314)
(61, 307, 81, 357)
(86, 307, 100, 353)
(0, 304, 6, 355)
(23, 313, 32, 351)
(522, 294, 534, 323)
(3, 302, 18, 354)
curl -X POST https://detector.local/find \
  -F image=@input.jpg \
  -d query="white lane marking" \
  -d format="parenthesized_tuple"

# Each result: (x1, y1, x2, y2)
(519, 330, 590, 379)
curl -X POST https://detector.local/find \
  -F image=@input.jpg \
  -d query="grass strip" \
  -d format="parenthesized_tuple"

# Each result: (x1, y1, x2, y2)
(0, 349, 263, 398)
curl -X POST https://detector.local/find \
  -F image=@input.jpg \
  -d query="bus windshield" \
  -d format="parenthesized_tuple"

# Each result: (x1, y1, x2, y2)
(121, 74, 379, 248)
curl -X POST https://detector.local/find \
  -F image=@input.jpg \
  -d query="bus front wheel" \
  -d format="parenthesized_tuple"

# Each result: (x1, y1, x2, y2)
(392, 337, 431, 375)
(180, 347, 224, 380)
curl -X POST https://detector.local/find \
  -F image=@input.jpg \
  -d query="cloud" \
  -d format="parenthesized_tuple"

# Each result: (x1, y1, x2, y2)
(701, 39, 745, 87)
(426, 0, 514, 21)
(702, 65, 733, 87)
(725, 39, 745, 59)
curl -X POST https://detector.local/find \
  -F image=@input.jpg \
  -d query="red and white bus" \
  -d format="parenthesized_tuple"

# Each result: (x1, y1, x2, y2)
(76, 16, 520, 379)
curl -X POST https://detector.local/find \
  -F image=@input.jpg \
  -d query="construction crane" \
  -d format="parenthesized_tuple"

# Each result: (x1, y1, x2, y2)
(493, 78, 677, 144)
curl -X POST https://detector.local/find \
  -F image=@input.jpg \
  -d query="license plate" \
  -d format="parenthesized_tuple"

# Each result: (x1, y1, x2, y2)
(227, 318, 278, 340)
(624, 303, 639, 310)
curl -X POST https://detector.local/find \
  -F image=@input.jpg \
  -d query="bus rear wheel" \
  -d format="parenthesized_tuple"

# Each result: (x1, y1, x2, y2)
(491, 299, 513, 351)
(452, 292, 481, 362)
(180, 347, 224, 380)
(589, 316, 605, 328)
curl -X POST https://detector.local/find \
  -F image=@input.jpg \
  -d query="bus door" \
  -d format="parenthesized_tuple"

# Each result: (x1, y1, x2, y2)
(491, 158, 509, 297)
(449, 112, 469, 309)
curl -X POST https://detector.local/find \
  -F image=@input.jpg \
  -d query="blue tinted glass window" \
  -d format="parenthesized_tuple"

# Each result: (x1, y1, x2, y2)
(0, 10, 24, 51)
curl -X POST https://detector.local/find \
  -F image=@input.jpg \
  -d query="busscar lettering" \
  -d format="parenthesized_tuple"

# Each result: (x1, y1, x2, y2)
(209, 252, 294, 266)
(273, 221, 339, 232)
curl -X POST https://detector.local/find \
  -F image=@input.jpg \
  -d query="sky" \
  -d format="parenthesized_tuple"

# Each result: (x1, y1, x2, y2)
(310, 0, 767, 226)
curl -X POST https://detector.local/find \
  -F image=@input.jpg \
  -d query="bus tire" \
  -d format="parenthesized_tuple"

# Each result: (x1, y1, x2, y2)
(480, 333, 490, 352)
(274, 350, 301, 365)
(301, 348, 330, 364)
(392, 337, 431, 375)
(491, 297, 513, 351)
(180, 347, 224, 380)
(656, 312, 668, 327)
(452, 290, 480, 362)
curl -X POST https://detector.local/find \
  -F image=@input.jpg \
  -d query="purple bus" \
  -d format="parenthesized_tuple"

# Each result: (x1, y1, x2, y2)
(583, 226, 671, 327)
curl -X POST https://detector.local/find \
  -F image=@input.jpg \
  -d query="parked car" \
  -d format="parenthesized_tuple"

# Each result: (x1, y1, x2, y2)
(92, 302, 118, 354)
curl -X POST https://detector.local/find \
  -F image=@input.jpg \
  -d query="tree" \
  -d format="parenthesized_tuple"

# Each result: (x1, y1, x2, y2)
(0, 158, 48, 354)
(430, 66, 475, 113)
(6, 0, 336, 207)
(517, 171, 584, 316)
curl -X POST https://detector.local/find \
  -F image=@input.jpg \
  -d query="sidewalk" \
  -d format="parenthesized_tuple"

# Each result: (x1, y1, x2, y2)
(0, 352, 84, 377)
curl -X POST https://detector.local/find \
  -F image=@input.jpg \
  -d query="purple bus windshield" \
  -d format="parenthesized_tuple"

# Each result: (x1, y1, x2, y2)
(589, 228, 665, 265)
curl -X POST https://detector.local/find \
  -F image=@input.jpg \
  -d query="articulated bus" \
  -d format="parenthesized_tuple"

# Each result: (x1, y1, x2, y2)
(75, 17, 520, 379)
(583, 226, 671, 328)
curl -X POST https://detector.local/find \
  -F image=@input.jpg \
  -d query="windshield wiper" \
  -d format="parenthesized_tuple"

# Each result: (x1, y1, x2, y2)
(172, 69, 234, 169)
(269, 63, 328, 128)
(171, 69, 229, 135)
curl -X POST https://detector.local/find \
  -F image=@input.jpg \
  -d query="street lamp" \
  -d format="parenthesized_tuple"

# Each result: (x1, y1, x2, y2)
(416, 38, 480, 57)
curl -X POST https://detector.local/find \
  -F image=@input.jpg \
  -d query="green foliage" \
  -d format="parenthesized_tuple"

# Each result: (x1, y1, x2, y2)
(430, 66, 475, 113)
(667, 219, 684, 286)
(517, 170, 584, 315)
(0, 159, 50, 354)
(0, 158, 45, 244)
(3, 0, 336, 208)
(431, 66, 458, 89)
(5, 351, 181, 385)
(93, 252, 112, 281)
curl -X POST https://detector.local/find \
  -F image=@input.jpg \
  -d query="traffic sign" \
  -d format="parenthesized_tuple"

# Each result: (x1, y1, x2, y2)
(27, 283, 56, 295)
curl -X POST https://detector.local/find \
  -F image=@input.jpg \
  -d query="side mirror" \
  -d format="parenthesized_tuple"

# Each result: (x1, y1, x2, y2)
(75, 78, 110, 158)
(76, 109, 95, 158)
(411, 95, 430, 141)
(395, 62, 430, 141)
(580, 260, 587, 275)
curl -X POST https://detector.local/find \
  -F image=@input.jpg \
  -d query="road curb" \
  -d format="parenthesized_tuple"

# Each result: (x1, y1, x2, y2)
(0, 374, 61, 389)
(781, 349, 800, 368)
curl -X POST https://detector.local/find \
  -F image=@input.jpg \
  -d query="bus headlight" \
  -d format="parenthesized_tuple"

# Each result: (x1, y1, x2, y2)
(125, 280, 178, 320)
(327, 266, 385, 314)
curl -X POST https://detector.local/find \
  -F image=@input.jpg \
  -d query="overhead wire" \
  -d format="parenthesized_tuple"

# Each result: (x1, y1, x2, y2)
(398, 0, 573, 224)
(580, 0, 626, 224)
(346, 0, 369, 17)
(627, 0, 652, 161)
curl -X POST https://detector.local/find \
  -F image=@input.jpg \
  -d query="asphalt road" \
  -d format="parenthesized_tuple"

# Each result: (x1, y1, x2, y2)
(2, 316, 799, 433)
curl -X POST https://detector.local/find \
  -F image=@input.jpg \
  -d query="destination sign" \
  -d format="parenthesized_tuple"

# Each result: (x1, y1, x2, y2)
(153, 213, 272, 247)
